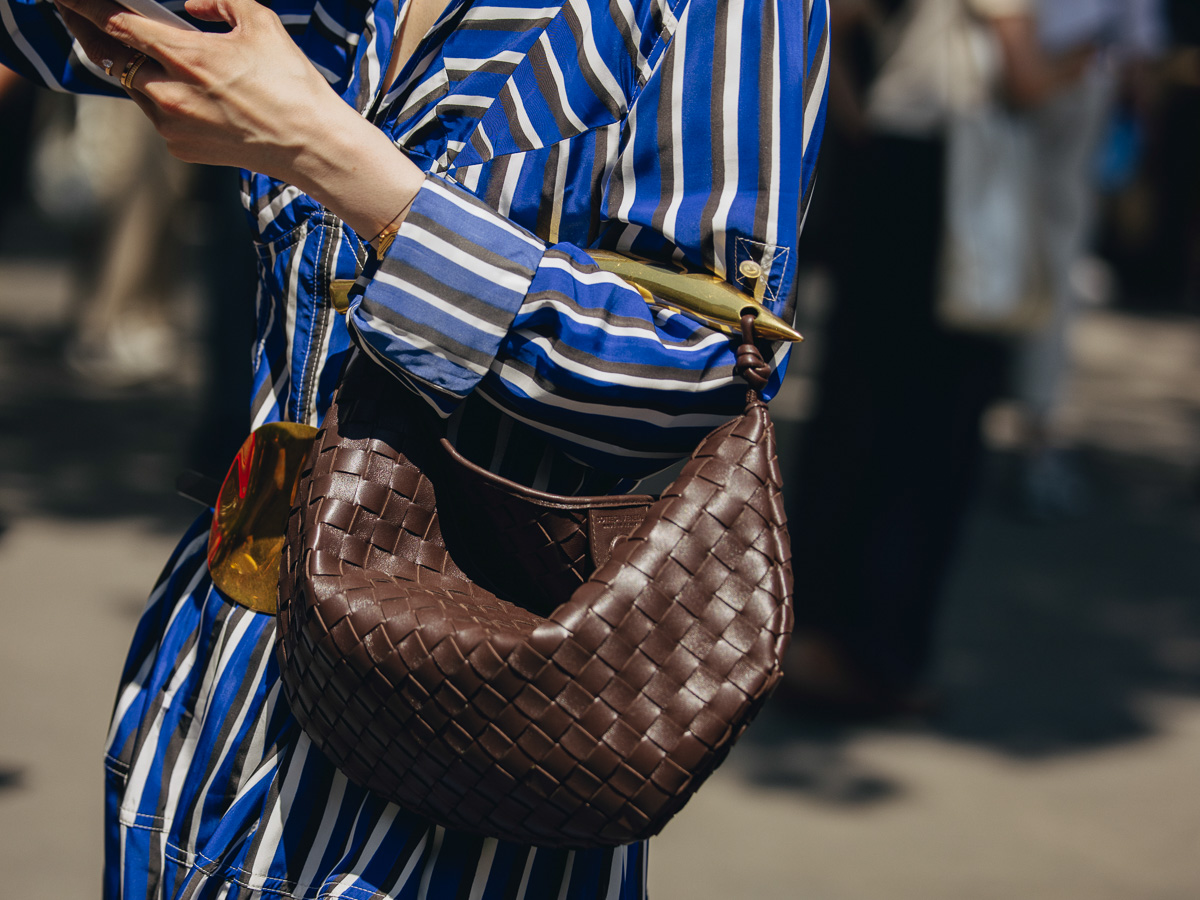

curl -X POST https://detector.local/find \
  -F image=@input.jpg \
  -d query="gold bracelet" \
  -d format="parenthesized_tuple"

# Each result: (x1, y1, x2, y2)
(369, 196, 416, 257)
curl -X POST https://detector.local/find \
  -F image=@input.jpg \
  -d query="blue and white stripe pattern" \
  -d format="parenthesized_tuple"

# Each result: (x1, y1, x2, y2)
(3, 0, 827, 895)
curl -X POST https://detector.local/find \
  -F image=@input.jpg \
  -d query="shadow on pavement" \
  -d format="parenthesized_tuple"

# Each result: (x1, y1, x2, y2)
(0, 768, 25, 793)
(0, 326, 201, 532)
(737, 442, 1200, 804)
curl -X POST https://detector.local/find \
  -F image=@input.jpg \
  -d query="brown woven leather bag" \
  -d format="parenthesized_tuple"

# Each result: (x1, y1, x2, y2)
(276, 323, 793, 848)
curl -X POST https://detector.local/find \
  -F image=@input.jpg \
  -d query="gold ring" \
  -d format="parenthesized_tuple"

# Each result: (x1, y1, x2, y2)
(102, 57, 115, 76)
(120, 51, 148, 90)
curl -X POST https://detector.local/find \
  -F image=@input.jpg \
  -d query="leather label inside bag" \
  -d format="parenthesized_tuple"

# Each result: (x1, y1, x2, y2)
(588, 507, 651, 568)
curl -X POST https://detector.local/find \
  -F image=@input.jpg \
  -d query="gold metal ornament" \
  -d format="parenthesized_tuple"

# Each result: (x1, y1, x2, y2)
(331, 279, 356, 314)
(589, 250, 804, 342)
(207, 422, 318, 613)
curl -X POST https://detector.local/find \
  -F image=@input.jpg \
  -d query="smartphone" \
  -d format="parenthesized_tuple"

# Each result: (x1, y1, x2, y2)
(111, 0, 199, 31)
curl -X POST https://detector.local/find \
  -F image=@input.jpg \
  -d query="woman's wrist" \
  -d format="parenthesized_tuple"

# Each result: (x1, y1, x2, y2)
(283, 99, 425, 243)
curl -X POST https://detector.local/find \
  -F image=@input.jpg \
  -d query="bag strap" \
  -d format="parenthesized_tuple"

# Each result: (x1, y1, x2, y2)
(734, 312, 772, 393)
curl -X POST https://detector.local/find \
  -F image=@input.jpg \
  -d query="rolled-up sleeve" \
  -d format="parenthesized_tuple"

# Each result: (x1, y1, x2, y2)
(350, 174, 546, 399)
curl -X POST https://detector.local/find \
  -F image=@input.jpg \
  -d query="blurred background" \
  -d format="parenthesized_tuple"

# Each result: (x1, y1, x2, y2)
(1, 0, 1198, 896)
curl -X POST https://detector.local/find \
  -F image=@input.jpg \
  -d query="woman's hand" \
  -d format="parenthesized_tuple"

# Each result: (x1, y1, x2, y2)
(52, 0, 424, 239)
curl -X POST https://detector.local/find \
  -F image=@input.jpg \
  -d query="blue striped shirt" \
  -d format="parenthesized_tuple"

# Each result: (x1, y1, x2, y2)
(2, 0, 828, 895)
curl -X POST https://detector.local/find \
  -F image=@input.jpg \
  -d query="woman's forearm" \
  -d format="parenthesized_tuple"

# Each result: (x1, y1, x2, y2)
(279, 104, 425, 242)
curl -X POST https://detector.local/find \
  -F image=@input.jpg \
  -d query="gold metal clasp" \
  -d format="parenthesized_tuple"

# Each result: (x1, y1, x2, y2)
(589, 250, 803, 342)
(207, 422, 319, 613)
(331, 279, 357, 314)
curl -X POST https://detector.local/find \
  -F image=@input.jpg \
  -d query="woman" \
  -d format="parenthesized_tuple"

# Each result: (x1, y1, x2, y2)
(1, 0, 827, 895)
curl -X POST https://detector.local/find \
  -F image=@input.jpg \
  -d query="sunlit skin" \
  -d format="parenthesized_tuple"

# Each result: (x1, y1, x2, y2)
(50, 0, 449, 241)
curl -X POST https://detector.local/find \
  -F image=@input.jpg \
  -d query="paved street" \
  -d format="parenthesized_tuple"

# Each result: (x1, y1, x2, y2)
(1, 239, 1199, 898)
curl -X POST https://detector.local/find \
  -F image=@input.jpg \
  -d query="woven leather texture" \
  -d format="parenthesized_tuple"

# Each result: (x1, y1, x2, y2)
(277, 354, 794, 848)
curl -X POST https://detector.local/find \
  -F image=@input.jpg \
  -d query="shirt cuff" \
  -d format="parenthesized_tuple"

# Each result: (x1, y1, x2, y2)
(348, 173, 546, 399)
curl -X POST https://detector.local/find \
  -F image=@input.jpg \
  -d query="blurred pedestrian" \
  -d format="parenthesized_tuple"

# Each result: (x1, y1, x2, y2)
(23, 89, 191, 384)
(783, 0, 1090, 717)
(1112, 0, 1200, 310)
(1016, 0, 1167, 520)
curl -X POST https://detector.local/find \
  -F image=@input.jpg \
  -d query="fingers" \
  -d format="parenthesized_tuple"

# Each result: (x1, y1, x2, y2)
(56, 1, 168, 98)
(125, 77, 161, 119)
(54, 0, 192, 59)
(181, 0, 227, 23)
(54, 3, 132, 76)
(184, 0, 262, 27)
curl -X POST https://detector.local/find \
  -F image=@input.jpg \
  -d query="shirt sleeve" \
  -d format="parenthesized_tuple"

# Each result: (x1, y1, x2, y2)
(0, 0, 120, 92)
(349, 0, 830, 475)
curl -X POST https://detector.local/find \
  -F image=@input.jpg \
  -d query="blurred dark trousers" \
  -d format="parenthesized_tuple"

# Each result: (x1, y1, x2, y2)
(789, 133, 1008, 690)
